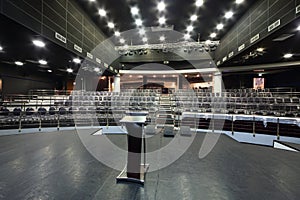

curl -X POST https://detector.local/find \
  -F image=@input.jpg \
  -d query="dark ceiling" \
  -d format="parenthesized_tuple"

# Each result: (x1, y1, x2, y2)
(77, 0, 258, 41)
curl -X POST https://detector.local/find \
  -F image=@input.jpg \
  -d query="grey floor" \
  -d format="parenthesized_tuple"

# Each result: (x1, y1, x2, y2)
(0, 130, 299, 200)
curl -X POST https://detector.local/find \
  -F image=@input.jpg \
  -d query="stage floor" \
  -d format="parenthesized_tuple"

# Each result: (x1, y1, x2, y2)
(0, 130, 299, 199)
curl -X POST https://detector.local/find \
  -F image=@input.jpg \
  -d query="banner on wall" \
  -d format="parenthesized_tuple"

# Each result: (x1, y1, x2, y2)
(253, 78, 265, 90)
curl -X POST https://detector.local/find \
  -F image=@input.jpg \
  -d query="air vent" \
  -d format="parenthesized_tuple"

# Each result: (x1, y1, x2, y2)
(238, 44, 245, 52)
(74, 44, 82, 53)
(296, 5, 300, 14)
(87, 52, 93, 59)
(268, 19, 281, 32)
(96, 58, 101, 64)
(273, 34, 295, 42)
(55, 32, 67, 43)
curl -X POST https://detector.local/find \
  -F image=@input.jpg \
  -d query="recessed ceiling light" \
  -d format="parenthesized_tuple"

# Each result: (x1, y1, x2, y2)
(120, 38, 125, 44)
(216, 23, 224, 30)
(139, 29, 146, 35)
(297, 25, 300, 31)
(33, 40, 45, 48)
(115, 31, 121, 37)
(283, 53, 293, 59)
(190, 15, 198, 21)
(159, 36, 165, 41)
(142, 37, 148, 42)
(0, 45, 3, 51)
(187, 25, 194, 32)
(89, 0, 96, 2)
(131, 7, 139, 15)
(38, 59, 47, 65)
(210, 33, 217, 38)
(98, 9, 107, 17)
(225, 11, 234, 19)
(158, 16, 166, 25)
(235, 0, 244, 4)
(94, 67, 100, 72)
(184, 34, 191, 40)
(15, 61, 24, 66)
(257, 48, 264, 52)
(157, 1, 166, 11)
(135, 19, 143, 26)
(47, 69, 52, 73)
(195, 0, 204, 7)
(66, 68, 73, 73)
(73, 58, 81, 64)
(107, 22, 115, 29)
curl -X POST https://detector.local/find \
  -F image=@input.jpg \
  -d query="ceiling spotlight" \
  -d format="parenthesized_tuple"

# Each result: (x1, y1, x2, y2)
(131, 7, 139, 15)
(33, 40, 45, 48)
(190, 15, 198, 21)
(297, 25, 300, 31)
(225, 11, 234, 19)
(184, 34, 191, 40)
(73, 58, 81, 64)
(235, 0, 244, 4)
(258, 73, 263, 77)
(66, 68, 73, 73)
(216, 23, 224, 30)
(94, 67, 100, 72)
(157, 1, 166, 11)
(15, 61, 24, 66)
(38, 59, 47, 65)
(0, 46, 3, 51)
(107, 22, 115, 29)
(115, 31, 121, 37)
(89, 0, 95, 2)
(187, 25, 194, 32)
(159, 36, 165, 41)
(98, 9, 107, 17)
(139, 29, 146, 35)
(120, 38, 125, 44)
(195, 0, 204, 7)
(135, 19, 143, 26)
(158, 16, 166, 25)
(210, 32, 217, 38)
(257, 48, 264, 52)
(283, 53, 293, 59)
(47, 69, 52, 73)
(142, 37, 148, 42)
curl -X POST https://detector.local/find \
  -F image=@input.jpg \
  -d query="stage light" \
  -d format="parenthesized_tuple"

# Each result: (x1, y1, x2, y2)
(225, 11, 234, 19)
(283, 53, 293, 59)
(15, 61, 24, 66)
(257, 48, 264, 52)
(158, 16, 166, 25)
(0, 45, 3, 51)
(135, 19, 143, 26)
(98, 9, 107, 17)
(66, 68, 73, 73)
(33, 40, 45, 47)
(157, 1, 166, 11)
(297, 25, 300, 31)
(184, 34, 191, 40)
(115, 31, 121, 37)
(195, 0, 204, 7)
(47, 69, 52, 73)
(107, 22, 115, 29)
(210, 33, 217, 38)
(131, 7, 139, 15)
(236, 0, 244, 4)
(190, 15, 198, 21)
(187, 25, 194, 32)
(73, 58, 81, 64)
(216, 23, 224, 30)
(120, 38, 125, 44)
(38, 60, 47, 65)
(139, 29, 146, 35)
(159, 36, 165, 41)
(142, 37, 148, 42)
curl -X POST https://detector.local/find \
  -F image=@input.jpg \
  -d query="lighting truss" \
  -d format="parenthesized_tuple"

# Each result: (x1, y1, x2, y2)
(115, 40, 220, 52)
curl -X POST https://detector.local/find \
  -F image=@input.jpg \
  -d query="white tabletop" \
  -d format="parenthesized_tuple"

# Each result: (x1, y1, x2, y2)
(120, 116, 147, 123)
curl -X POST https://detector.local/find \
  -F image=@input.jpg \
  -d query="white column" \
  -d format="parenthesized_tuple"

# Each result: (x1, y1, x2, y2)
(213, 72, 223, 93)
(113, 74, 121, 92)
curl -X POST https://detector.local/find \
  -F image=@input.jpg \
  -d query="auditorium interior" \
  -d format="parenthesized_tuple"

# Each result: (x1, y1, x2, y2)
(0, 0, 300, 199)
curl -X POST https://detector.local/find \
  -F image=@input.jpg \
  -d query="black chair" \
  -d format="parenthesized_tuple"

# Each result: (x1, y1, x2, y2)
(49, 107, 56, 115)
(13, 108, 22, 116)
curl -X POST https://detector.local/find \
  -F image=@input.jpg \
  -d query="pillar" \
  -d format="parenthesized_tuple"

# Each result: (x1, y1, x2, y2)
(114, 74, 121, 92)
(213, 72, 223, 93)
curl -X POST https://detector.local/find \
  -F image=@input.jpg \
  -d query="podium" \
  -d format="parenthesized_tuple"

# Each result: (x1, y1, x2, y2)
(117, 112, 149, 185)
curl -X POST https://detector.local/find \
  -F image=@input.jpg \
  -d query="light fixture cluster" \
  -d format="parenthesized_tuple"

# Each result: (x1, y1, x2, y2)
(130, 6, 148, 44)
(209, 0, 245, 39)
